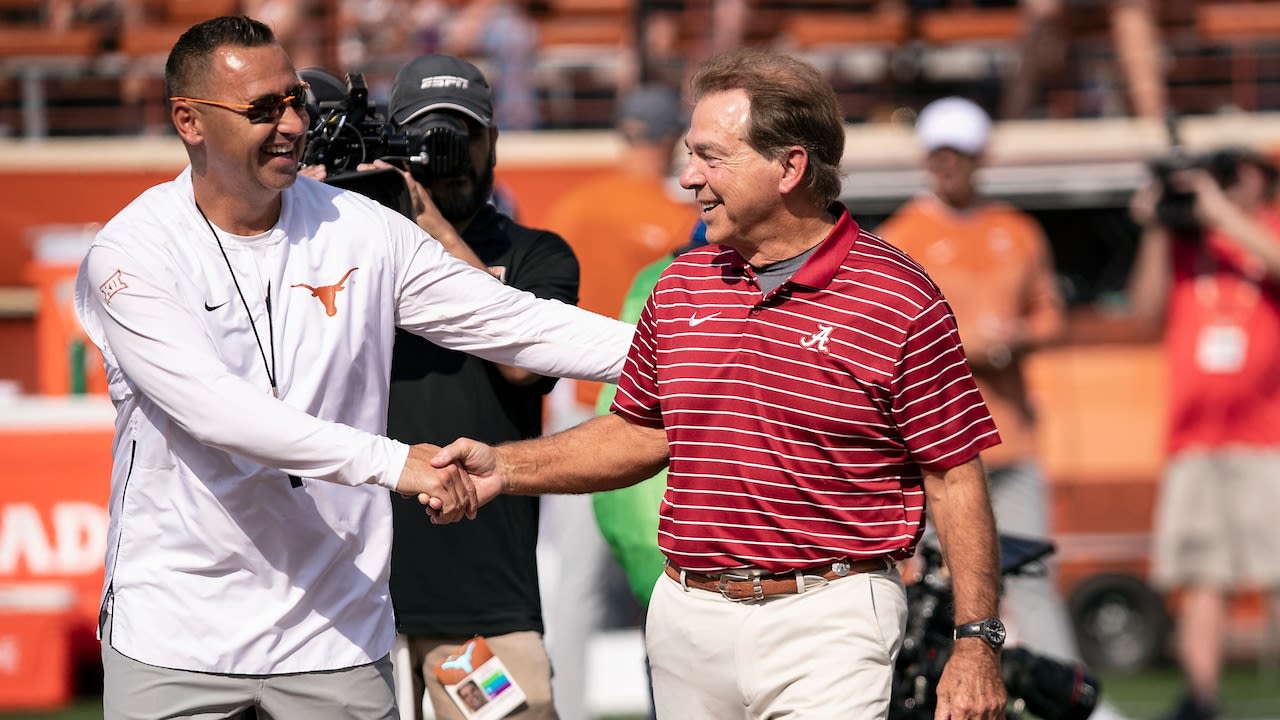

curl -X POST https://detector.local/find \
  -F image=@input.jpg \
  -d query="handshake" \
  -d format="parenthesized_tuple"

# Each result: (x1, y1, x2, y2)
(388, 415, 667, 522)
(395, 440, 502, 524)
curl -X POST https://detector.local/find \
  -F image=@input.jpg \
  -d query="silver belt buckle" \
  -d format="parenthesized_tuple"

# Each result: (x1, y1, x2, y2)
(718, 568, 768, 601)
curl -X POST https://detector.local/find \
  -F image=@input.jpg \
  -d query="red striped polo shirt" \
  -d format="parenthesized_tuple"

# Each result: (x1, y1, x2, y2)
(611, 206, 1001, 574)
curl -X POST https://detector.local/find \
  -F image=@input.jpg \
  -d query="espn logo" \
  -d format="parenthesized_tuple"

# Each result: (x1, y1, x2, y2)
(421, 76, 470, 90)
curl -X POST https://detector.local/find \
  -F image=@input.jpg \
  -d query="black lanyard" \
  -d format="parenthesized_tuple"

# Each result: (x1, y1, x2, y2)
(195, 202, 302, 488)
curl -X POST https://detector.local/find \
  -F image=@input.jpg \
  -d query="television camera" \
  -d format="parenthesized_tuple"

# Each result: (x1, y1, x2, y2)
(890, 535, 1102, 720)
(298, 68, 472, 216)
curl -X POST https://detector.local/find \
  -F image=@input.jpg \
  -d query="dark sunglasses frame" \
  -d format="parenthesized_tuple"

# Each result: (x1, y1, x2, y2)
(169, 82, 310, 124)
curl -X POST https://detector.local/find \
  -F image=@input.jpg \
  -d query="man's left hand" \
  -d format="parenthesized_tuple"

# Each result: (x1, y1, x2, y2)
(933, 641, 1006, 720)
(298, 163, 327, 181)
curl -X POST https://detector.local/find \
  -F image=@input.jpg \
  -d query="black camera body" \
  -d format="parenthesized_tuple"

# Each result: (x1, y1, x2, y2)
(1149, 149, 1204, 233)
(301, 70, 472, 187)
(1147, 111, 1254, 234)
(889, 536, 1101, 720)
(1149, 148, 1250, 234)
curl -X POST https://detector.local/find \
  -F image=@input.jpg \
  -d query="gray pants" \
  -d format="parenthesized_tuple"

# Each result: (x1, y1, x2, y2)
(101, 612, 397, 720)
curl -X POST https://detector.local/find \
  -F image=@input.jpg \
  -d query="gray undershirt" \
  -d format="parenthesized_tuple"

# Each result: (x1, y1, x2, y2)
(753, 244, 820, 296)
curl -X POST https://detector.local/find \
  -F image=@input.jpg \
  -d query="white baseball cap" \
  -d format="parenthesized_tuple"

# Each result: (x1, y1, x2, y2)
(915, 97, 992, 155)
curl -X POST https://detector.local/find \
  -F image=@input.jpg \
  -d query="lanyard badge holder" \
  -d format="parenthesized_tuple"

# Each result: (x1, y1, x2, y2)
(1193, 249, 1260, 376)
(433, 635, 527, 719)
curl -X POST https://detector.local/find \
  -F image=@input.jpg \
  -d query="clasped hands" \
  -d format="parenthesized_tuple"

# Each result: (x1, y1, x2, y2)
(395, 440, 503, 524)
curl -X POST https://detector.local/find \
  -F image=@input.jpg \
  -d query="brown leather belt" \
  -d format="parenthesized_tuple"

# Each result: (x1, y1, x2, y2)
(664, 556, 891, 601)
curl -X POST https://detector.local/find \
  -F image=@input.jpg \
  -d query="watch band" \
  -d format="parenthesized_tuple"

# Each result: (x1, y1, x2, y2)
(953, 617, 1007, 648)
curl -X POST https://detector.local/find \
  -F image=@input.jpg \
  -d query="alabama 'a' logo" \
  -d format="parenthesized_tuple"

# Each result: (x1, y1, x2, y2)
(292, 267, 358, 317)
(800, 324, 833, 354)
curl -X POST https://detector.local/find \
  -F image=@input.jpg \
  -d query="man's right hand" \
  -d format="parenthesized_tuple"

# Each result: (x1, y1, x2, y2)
(396, 443, 479, 524)
(431, 439, 507, 510)
(357, 159, 488, 271)
(357, 160, 450, 237)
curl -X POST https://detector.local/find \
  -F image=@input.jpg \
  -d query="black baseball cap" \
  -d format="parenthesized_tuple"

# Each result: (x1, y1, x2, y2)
(388, 55, 493, 128)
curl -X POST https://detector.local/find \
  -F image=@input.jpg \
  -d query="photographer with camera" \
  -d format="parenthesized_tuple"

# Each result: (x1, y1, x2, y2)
(375, 55, 577, 720)
(1128, 146, 1280, 720)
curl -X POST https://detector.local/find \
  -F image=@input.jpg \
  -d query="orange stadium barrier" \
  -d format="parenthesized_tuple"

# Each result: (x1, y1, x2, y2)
(0, 584, 78, 710)
(0, 405, 113, 710)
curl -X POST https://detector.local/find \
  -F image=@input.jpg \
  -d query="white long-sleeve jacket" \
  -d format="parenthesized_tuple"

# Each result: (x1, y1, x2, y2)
(73, 168, 634, 674)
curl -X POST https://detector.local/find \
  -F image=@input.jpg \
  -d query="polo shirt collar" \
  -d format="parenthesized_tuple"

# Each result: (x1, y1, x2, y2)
(725, 203, 860, 291)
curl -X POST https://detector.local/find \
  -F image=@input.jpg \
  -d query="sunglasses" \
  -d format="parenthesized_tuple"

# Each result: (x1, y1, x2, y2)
(170, 82, 310, 124)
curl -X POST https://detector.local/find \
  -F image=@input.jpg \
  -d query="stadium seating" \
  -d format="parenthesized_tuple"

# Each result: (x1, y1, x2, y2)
(0, 26, 103, 137)
(2, 1, 1280, 135)
(1195, 1, 1280, 111)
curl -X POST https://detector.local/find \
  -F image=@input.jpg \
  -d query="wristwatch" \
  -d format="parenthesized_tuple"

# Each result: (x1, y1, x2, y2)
(953, 617, 1007, 649)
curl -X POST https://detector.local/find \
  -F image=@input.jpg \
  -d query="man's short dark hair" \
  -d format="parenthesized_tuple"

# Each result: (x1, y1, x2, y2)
(166, 15, 277, 100)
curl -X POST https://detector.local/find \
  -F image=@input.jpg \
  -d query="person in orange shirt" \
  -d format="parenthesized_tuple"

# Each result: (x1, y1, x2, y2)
(542, 83, 699, 409)
(876, 96, 1116, 707)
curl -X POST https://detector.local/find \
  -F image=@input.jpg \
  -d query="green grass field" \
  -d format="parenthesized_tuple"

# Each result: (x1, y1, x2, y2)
(2, 664, 1276, 720)
(1098, 665, 1280, 719)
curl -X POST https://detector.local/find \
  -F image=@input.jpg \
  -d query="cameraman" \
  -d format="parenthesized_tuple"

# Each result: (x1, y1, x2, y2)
(359, 55, 577, 720)
(1128, 148, 1280, 720)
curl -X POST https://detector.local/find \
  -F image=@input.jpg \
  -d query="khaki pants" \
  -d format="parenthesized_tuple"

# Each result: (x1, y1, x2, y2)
(645, 565, 906, 719)
(1153, 450, 1280, 590)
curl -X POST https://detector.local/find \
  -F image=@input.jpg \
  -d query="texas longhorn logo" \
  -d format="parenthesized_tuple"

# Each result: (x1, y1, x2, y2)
(292, 267, 358, 317)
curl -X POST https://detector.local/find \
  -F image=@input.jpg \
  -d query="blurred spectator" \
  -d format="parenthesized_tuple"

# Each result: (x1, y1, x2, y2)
(877, 97, 1130, 720)
(243, 0, 323, 69)
(336, 0, 418, 89)
(591, 226, 707, 611)
(628, 0, 749, 91)
(410, 0, 541, 130)
(46, 0, 135, 32)
(1000, 0, 1167, 119)
(876, 95, 1070, 654)
(1127, 147, 1280, 720)
(542, 82, 698, 409)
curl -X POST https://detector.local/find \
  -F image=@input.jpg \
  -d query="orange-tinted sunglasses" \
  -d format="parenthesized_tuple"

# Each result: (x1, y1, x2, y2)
(170, 82, 310, 124)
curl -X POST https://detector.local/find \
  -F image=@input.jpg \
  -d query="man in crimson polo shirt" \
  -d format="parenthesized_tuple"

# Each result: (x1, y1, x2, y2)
(432, 48, 1007, 720)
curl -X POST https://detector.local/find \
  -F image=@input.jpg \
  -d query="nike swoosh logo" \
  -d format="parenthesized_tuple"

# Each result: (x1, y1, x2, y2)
(689, 312, 720, 327)
(204, 300, 230, 312)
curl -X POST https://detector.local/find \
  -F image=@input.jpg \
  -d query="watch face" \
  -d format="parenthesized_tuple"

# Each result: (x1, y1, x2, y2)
(982, 618, 1007, 646)
(955, 617, 1007, 647)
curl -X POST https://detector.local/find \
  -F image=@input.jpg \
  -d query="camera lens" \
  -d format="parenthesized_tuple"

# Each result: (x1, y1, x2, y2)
(410, 114, 471, 178)
(1000, 647, 1101, 720)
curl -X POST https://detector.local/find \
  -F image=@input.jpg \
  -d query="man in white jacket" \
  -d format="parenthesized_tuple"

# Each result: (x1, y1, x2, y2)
(74, 15, 632, 719)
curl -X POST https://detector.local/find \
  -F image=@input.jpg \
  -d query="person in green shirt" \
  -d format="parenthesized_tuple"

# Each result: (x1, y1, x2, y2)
(592, 220, 705, 605)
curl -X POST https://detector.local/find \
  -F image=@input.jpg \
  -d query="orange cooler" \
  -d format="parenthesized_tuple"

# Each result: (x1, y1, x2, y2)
(24, 224, 105, 396)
